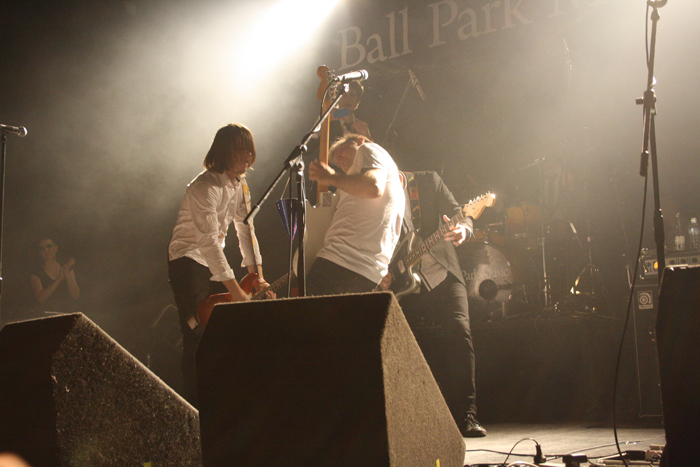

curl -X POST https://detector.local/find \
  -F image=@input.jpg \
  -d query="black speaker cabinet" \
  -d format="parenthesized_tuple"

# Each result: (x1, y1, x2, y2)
(656, 265, 700, 466)
(0, 313, 201, 466)
(632, 283, 662, 417)
(196, 292, 465, 467)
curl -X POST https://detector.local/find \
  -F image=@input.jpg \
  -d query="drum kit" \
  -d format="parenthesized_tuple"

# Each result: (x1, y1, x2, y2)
(458, 204, 550, 321)
(457, 158, 595, 322)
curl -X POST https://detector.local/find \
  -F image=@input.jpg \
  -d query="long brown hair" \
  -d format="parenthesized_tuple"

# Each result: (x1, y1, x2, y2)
(203, 123, 257, 173)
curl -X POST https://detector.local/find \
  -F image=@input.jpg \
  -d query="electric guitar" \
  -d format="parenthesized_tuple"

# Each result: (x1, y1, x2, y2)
(195, 271, 295, 330)
(387, 193, 496, 299)
(299, 65, 341, 277)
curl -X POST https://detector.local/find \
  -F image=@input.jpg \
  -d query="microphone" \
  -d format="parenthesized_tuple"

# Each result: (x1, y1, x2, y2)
(332, 70, 368, 83)
(0, 124, 27, 137)
(647, 0, 667, 7)
(408, 69, 426, 101)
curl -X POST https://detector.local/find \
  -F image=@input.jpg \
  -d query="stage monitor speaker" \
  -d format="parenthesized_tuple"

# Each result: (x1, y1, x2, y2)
(0, 313, 201, 467)
(196, 291, 465, 467)
(656, 266, 700, 466)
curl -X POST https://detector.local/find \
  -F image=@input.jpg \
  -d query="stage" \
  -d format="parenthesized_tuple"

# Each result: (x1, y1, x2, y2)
(462, 423, 664, 466)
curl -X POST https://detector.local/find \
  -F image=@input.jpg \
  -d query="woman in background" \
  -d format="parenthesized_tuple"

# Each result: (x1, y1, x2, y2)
(29, 237, 80, 314)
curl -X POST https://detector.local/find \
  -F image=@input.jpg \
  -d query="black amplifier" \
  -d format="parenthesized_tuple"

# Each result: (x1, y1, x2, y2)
(639, 249, 700, 281)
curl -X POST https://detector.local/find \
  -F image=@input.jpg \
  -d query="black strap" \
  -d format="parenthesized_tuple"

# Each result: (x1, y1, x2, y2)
(404, 172, 422, 233)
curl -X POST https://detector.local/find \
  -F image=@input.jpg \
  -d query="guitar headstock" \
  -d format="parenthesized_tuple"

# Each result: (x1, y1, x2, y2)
(315, 65, 340, 201)
(316, 65, 341, 104)
(462, 192, 496, 220)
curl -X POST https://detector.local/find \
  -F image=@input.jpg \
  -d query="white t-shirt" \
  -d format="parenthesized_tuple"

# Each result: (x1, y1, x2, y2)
(317, 142, 404, 284)
(168, 170, 262, 282)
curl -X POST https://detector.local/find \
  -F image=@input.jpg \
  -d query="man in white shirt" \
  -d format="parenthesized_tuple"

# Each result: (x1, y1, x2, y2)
(306, 134, 404, 295)
(168, 123, 270, 406)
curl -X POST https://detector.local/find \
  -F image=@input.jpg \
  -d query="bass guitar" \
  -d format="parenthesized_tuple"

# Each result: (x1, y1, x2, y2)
(300, 65, 341, 277)
(195, 271, 295, 330)
(387, 193, 496, 299)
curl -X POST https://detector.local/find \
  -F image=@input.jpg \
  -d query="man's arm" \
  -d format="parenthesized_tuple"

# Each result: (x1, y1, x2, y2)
(309, 160, 385, 198)
(431, 172, 473, 246)
(221, 278, 250, 302)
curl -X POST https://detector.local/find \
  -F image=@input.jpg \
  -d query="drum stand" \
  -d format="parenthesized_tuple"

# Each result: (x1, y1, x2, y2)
(567, 181, 613, 315)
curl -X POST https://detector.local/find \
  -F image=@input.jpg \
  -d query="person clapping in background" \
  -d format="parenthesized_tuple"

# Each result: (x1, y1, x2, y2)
(29, 236, 80, 314)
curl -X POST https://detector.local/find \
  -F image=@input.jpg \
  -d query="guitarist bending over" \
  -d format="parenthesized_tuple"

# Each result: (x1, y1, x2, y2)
(306, 134, 404, 295)
(379, 171, 487, 438)
(168, 123, 272, 407)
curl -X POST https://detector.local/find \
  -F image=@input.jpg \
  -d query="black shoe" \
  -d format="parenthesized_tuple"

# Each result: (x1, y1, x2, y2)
(459, 414, 486, 438)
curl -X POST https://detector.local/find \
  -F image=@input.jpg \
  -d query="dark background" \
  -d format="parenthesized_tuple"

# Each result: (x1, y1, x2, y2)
(1, 0, 698, 412)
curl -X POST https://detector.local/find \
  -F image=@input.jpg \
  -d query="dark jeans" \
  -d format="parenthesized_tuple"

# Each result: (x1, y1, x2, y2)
(306, 257, 378, 296)
(168, 256, 227, 407)
(398, 272, 477, 422)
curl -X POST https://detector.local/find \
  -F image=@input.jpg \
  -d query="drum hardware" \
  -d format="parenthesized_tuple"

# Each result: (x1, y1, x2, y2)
(505, 204, 542, 238)
(469, 222, 505, 246)
(560, 181, 613, 316)
(458, 242, 542, 321)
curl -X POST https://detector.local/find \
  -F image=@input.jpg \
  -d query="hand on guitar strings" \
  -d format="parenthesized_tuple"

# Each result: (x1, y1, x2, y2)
(377, 272, 394, 291)
(443, 215, 468, 246)
(255, 280, 276, 300)
(309, 160, 336, 186)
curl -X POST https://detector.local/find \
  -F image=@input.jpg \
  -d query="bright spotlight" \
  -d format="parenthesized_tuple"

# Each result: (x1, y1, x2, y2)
(234, 0, 342, 80)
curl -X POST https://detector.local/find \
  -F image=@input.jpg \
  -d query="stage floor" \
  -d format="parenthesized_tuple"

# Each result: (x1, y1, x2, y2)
(462, 423, 665, 466)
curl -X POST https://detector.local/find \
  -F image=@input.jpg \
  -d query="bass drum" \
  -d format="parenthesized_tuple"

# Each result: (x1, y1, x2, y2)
(457, 242, 540, 320)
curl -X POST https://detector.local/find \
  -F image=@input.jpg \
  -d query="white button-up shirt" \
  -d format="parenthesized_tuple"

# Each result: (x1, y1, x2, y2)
(168, 170, 262, 281)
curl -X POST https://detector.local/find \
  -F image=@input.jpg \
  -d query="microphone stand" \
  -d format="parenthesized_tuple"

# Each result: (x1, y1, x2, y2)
(0, 126, 27, 305)
(382, 72, 416, 150)
(244, 87, 347, 297)
(638, 0, 667, 276)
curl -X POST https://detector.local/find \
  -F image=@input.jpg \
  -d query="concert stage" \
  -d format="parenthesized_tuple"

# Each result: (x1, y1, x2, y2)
(462, 423, 664, 466)
(0, 306, 667, 467)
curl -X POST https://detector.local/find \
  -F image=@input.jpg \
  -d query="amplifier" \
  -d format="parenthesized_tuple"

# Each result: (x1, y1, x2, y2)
(639, 249, 700, 280)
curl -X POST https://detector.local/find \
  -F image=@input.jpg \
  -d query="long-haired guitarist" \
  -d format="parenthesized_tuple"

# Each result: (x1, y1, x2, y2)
(167, 123, 271, 407)
(306, 134, 404, 296)
(380, 170, 487, 438)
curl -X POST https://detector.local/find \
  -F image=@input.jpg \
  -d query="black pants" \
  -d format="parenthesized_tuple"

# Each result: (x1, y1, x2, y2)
(398, 273, 477, 423)
(306, 257, 378, 296)
(168, 256, 227, 407)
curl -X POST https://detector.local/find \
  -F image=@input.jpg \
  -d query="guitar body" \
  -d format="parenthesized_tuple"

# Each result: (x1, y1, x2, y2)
(388, 231, 423, 299)
(298, 192, 339, 277)
(387, 193, 497, 299)
(196, 292, 233, 330)
(195, 271, 296, 330)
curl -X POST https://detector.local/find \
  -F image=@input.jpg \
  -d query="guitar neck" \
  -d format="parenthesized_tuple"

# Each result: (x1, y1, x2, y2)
(252, 270, 295, 301)
(404, 210, 466, 268)
(316, 66, 333, 203)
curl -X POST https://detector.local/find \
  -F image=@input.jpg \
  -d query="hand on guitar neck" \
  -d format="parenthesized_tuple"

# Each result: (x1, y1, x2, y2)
(442, 214, 470, 246)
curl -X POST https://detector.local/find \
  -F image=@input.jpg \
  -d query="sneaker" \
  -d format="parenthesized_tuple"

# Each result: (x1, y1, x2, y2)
(459, 414, 487, 438)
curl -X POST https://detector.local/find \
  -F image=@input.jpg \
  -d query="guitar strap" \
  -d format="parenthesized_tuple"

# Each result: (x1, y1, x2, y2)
(241, 176, 263, 276)
(404, 172, 422, 233)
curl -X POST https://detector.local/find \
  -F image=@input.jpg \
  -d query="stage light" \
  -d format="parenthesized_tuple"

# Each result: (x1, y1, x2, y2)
(234, 0, 343, 80)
